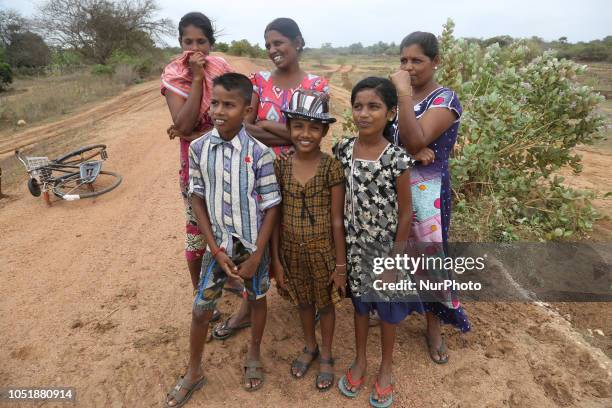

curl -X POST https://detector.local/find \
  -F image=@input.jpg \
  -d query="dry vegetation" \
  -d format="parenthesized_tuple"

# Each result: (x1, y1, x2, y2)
(0, 71, 126, 131)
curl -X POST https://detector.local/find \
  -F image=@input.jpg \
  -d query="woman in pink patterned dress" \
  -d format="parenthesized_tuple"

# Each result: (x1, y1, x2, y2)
(212, 18, 330, 340)
(245, 18, 329, 156)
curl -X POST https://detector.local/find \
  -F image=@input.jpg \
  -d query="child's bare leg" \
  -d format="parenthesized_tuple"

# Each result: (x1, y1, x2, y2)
(298, 304, 317, 350)
(166, 307, 212, 407)
(292, 303, 318, 377)
(216, 299, 251, 336)
(187, 259, 202, 289)
(245, 297, 267, 389)
(373, 320, 397, 403)
(425, 312, 447, 362)
(347, 310, 369, 392)
(318, 305, 335, 388)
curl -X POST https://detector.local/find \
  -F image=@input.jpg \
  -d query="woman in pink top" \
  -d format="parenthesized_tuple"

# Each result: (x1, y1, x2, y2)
(245, 18, 329, 156)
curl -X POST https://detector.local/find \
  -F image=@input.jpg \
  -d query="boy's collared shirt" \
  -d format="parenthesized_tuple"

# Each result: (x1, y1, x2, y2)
(188, 126, 281, 256)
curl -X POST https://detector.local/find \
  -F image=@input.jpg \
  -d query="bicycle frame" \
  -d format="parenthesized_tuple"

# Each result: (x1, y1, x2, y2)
(15, 145, 120, 206)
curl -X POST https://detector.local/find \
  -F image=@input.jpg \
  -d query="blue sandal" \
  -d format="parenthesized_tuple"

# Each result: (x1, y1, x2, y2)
(369, 380, 394, 408)
(338, 365, 365, 398)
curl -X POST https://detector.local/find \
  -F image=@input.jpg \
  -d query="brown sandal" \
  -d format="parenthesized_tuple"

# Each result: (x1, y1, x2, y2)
(243, 360, 264, 392)
(164, 375, 206, 408)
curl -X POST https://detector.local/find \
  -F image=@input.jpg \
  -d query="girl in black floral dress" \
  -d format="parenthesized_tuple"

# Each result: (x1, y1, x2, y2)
(334, 77, 417, 408)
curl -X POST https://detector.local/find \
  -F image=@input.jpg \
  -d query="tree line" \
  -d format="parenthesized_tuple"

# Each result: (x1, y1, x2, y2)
(1, 1, 610, 92)
(0, 0, 172, 91)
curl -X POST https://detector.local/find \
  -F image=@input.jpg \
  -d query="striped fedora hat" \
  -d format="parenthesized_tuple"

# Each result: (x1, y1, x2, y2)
(281, 90, 336, 124)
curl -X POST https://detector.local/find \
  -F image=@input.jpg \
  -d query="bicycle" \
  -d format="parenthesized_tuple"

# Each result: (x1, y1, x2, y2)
(15, 144, 123, 206)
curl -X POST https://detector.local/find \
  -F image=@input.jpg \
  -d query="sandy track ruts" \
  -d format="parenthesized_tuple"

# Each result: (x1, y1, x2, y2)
(0, 55, 610, 407)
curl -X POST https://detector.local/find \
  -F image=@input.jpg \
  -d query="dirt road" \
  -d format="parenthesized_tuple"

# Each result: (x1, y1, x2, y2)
(1, 55, 610, 407)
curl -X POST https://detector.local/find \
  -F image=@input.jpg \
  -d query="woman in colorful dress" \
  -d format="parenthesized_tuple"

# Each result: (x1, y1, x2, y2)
(389, 31, 471, 364)
(213, 17, 330, 340)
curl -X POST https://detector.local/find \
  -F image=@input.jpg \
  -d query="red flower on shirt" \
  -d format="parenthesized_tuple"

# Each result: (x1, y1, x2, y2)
(433, 97, 445, 105)
(245, 156, 252, 163)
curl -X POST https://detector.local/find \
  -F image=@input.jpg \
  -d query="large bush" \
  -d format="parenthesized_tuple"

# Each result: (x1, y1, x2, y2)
(0, 62, 12, 91)
(227, 39, 266, 58)
(437, 19, 606, 240)
(6, 31, 51, 67)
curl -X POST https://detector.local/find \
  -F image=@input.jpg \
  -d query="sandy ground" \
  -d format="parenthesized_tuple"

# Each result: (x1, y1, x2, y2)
(1, 55, 611, 408)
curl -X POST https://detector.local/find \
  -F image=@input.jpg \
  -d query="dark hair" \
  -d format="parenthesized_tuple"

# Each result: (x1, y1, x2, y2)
(264, 18, 305, 50)
(212, 73, 253, 104)
(351, 77, 397, 138)
(400, 31, 438, 60)
(179, 12, 215, 45)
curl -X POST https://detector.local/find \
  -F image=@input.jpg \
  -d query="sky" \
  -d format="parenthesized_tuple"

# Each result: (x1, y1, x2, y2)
(5, 0, 612, 47)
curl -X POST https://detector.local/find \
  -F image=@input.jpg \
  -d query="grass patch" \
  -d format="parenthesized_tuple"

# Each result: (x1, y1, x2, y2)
(0, 71, 127, 131)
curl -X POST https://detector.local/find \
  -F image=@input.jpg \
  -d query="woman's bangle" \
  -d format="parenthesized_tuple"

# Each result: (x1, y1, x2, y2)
(398, 93, 412, 98)
(211, 247, 225, 258)
(335, 263, 347, 267)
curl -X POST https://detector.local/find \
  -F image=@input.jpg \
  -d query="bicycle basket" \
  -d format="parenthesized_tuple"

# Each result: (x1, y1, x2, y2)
(79, 160, 103, 183)
(26, 156, 52, 182)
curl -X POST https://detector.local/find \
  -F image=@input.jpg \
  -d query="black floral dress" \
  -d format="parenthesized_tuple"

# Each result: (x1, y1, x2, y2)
(334, 137, 421, 322)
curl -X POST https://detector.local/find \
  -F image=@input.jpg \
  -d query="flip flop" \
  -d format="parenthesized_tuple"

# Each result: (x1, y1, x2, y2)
(369, 380, 394, 408)
(164, 375, 206, 408)
(338, 365, 365, 398)
(211, 317, 251, 340)
(426, 334, 449, 364)
(243, 359, 264, 392)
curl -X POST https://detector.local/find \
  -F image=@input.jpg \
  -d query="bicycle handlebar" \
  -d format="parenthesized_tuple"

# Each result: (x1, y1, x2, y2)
(14, 150, 27, 168)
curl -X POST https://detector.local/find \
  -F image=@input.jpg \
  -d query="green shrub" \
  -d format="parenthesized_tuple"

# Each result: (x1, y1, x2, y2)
(91, 64, 114, 75)
(215, 42, 229, 53)
(227, 39, 267, 58)
(437, 19, 606, 240)
(0, 62, 12, 91)
(107, 50, 162, 78)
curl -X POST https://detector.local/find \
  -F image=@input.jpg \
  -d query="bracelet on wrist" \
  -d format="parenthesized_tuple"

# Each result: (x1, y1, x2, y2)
(335, 263, 347, 267)
(211, 247, 225, 258)
(398, 93, 412, 98)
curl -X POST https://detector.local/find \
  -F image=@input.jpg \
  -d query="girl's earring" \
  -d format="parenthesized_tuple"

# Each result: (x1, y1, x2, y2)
(434, 66, 438, 70)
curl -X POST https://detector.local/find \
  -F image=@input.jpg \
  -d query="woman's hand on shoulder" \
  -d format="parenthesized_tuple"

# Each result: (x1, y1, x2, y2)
(413, 147, 435, 166)
(277, 146, 294, 161)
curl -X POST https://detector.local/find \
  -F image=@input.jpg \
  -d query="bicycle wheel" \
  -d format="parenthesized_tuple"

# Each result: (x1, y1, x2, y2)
(52, 170, 122, 200)
(54, 144, 107, 164)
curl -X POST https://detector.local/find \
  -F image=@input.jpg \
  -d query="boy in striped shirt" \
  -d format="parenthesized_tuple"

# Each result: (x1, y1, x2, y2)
(166, 73, 280, 407)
